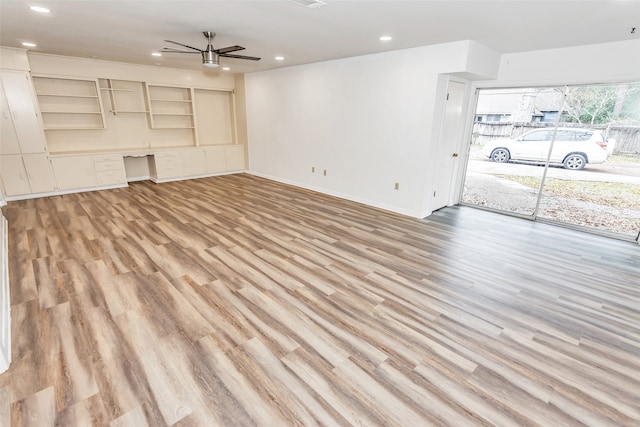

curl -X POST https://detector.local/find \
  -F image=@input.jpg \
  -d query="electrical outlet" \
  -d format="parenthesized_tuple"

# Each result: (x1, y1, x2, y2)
(323, 169, 327, 176)
(312, 167, 315, 173)
(394, 182, 399, 190)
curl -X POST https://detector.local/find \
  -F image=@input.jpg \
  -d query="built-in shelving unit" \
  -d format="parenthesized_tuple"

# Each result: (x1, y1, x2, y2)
(26, 74, 240, 157)
(99, 78, 149, 116)
(32, 76, 106, 130)
(147, 85, 195, 130)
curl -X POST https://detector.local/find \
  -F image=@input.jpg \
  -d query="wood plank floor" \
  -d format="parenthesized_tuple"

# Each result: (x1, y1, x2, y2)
(1, 173, 639, 426)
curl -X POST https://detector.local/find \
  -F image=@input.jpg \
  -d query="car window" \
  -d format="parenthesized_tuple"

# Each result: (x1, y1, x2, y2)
(574, 131, 593, 141)
(554, 130, 576, 141)
(520, 130, 551, 141)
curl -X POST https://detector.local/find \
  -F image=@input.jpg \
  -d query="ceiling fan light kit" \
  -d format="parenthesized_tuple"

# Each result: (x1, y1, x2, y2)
(202, 50, 219, 68)
(161, 31, 260, 69)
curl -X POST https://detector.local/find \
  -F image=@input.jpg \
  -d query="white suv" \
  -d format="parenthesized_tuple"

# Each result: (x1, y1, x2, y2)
(482, 128, 609, 170)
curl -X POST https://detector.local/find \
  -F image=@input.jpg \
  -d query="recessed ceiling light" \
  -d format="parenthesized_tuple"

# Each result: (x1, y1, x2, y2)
(222, 67, 230, 71)
(22, 42, 37, 47)
(288, 0, 326, 9)
(151, 52, 162, 57)
(379, 36, 392, 41)
(275, 56, 285, 61)
(29, 5, 50, 13)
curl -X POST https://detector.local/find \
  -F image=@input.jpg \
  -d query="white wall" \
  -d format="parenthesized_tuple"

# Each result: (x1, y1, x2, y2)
(246, 40, 499, 217)
(495, 39, 640, 86)
(245, 38, 639, 218)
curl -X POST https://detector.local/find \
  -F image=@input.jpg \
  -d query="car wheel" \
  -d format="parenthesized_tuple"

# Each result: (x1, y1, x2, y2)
(490, 148, 510, 163)
(563, 154, 586, 170)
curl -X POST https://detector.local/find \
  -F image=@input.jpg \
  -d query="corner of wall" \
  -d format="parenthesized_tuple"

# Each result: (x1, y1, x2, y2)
(451, 41, 500, 81)
(233, 74, 248, 146)
(0, 47, 30, 71)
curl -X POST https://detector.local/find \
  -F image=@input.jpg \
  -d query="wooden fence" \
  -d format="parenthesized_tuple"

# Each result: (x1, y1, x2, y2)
(471, 122, 640, 155)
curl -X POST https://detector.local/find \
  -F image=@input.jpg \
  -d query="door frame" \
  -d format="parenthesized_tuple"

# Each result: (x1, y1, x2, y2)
(430, 75, 471, 212)
(457, 83, 640, 244)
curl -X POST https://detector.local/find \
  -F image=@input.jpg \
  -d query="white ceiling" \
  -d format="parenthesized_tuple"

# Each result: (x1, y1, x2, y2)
(1, 0, 638, 74)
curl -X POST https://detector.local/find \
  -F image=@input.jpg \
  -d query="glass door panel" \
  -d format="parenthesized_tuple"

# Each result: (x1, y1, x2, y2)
(462, 87, 560, 217)
(536, 83, 640, 240)
(462, 83, 640, 242)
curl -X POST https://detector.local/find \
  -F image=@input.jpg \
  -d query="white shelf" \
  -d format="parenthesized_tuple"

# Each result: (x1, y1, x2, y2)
(110, 110, 149, 113)
(33, 76, 106, 130)
(44, 127, 106, 130)
(100, 88, 134, 93)
(36, 93, 99, 99)
(41, 111, 102, 114)
(152, 113, 193, 116)
(150, 99, 193, 103)
(152, 126, 195, 129)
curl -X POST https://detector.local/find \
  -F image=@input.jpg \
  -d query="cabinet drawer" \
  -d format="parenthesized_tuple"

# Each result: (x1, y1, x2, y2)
(155, 152, 180, 163)
(94, 160, 123, 172)
(155, 164, 181, 179)
(96, 169, 126, 186)
(93, 154, 122, 163)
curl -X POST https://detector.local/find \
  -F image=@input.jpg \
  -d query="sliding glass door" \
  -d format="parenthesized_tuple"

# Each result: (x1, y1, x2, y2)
(462, 83, 640, 242)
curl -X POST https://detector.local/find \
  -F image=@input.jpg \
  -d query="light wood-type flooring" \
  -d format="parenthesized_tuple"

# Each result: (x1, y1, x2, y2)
(1, 174, 639, 426)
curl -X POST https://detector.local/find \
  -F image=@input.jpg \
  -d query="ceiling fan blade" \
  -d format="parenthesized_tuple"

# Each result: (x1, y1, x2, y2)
(164, 39, 203, 52)
(219, 53, 261, 61)
(215, 45, 245, 54)
(161, 48, 200, 54)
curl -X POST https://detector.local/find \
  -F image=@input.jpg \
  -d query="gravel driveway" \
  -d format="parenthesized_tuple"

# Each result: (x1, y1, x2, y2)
(462, 147, 640, 238)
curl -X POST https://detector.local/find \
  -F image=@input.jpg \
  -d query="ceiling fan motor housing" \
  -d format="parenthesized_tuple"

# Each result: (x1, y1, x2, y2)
(202, 50, 219, 67)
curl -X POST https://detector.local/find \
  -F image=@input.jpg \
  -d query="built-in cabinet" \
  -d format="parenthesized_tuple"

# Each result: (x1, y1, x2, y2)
(1, 69, 245, 201)
(0, 71, 48, 154)
(0, 71, 56, 197)
(149, 145, 245, 182)
(94, 154, 127, 186)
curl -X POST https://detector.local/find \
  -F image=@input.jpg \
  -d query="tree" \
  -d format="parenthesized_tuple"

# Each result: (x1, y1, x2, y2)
(562, 84, 640, 125)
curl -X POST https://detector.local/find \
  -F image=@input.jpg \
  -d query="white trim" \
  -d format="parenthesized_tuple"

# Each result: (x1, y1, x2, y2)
(0, 212, 10, 373)
(247, 170, 419, 218)
(150, 170, 246, 184)
(4, 183, 128, 202)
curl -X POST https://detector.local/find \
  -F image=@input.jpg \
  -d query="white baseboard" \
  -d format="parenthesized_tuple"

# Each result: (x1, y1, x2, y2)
(0, 213, 10, 373)
(149, 170, 246, 184)
(246, 171, 419, 218)
(4, 183, 128, 202)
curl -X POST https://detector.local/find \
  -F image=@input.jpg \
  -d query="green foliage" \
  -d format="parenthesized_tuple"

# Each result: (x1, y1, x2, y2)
(563, 84, 640, 125)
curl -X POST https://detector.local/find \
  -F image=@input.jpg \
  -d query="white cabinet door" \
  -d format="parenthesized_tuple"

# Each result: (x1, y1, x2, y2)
(0, 81, 20, 155)
(0, 71, 47, 154)
(205, 147, 226, 173)
(180, 149, 206, 177)
(0, 155, 31, 196)
(22, 154, 56, 193)
(51, 155, 97, 190)
(225, 145, 245, 171)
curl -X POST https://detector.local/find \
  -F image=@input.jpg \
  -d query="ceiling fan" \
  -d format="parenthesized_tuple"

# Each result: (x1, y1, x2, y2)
(161, 31, 261, 68)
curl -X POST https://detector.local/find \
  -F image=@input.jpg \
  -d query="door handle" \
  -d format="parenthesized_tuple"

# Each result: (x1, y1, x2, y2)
(452, 153, 459, 158)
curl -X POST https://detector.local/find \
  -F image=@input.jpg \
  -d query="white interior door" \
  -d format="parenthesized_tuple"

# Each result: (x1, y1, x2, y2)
(432, 80, 465, 211)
